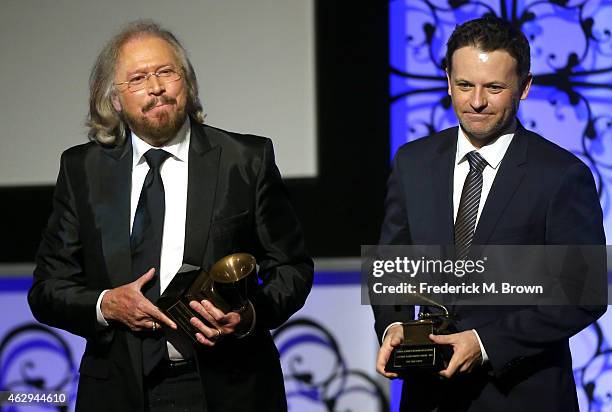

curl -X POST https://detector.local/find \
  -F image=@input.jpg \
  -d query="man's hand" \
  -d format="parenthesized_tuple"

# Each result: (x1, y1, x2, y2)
(429, 330, 482, 378)
(101, 268, 177, 332)
(188, 300, 245, 347)
(376, 324, 404, 379)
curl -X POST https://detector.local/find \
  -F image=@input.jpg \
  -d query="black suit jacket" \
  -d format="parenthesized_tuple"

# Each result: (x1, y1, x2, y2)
(373, 125, 606, 411)
(29, 120, 314, 412)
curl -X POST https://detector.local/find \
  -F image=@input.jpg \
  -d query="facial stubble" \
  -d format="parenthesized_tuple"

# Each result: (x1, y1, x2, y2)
(457, 95, 521, 146)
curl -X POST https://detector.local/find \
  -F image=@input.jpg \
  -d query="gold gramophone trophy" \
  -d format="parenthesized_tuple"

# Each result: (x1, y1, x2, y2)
(384, 294, 455, 373)
(158, 253, 255, 342)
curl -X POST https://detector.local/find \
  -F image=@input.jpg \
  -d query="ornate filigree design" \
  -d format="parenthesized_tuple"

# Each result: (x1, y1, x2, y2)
(390, 0, 612, 239)
(572, 321, 612, 411)
(272, 318, 389, 411)
(0, 323, 78, 411)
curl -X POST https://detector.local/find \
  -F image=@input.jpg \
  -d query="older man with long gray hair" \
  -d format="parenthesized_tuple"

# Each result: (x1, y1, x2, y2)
(29, 20, 313, 412)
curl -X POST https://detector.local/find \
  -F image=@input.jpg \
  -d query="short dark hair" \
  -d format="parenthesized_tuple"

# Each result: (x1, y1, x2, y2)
(445, 16, 531, 81)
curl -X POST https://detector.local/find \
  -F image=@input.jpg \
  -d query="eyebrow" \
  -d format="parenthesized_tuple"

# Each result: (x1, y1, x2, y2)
(453, 78, 510, 87)
(125, 63, 175, 77)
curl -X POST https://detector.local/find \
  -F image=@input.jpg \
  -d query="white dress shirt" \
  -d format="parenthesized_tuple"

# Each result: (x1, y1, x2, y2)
(96, 119, 190, 360)
(453, 127, 514, 362)
(129, 121, 190, 296)
(383, 126, 516, 365)
(453, 127, 514, 226)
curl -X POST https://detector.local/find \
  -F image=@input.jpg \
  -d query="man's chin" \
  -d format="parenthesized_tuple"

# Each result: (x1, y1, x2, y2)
(125, 112, 186, 146)
(461, 126, 491, 139)
(460, 122, 505, 145)
(143, 123, 182, 145)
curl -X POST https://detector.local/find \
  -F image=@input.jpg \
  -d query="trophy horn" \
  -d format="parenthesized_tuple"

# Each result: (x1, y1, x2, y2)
(412, 292, 449, 317)
(209, 253, 256, 283)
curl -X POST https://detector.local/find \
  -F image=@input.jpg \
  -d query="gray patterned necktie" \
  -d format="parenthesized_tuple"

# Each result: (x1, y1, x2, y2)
(454, 151, 488, 260)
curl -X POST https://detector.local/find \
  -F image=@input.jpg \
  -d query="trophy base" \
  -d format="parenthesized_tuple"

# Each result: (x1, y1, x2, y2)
(386, 344, 439, 372)
(384, 320, 450, 374)
(164, 299, 202, 343)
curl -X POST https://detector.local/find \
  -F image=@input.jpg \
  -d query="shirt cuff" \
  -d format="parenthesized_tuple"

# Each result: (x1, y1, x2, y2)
(96, 290, 110, 327)
(381, 322, 403, 344)
(472, 329, 489, 364)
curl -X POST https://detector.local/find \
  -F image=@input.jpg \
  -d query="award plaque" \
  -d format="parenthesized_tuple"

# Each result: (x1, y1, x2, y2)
(158, 253, 255, 342)
(385, 303, 455, 374)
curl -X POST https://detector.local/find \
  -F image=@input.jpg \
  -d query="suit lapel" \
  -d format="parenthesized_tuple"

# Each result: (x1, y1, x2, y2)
(183, 121, 221, 267)
(472, 126, 528, 244)
(430, 128, 457, 245)
(98, 138, 132, 287)
(96, 136, 146, 392)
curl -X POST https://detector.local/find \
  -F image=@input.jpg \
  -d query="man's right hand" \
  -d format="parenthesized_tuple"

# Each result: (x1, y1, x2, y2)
(100, 268, 177, 332)
(376, 324, 404, 379)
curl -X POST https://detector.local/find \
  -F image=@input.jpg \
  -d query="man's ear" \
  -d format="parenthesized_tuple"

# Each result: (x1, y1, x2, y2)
(520, 73, 533, 100)
(446, 70, 452, 96)
(111, 93, 122, 112)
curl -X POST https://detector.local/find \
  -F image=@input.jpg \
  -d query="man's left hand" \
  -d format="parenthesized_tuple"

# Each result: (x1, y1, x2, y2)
(429, 330, 482, 378)
(188, 300, 242, 346)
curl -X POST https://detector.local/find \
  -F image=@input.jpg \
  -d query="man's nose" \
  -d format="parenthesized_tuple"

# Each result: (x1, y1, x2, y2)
(470, 87, 487, 111)
(146, 75, 165, 95)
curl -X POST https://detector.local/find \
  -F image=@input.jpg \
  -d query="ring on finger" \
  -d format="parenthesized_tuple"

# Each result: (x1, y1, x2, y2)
(152, 321, 158, 332)
(215, 328, 221, 339)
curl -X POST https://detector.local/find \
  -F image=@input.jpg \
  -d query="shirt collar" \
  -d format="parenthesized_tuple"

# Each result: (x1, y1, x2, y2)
(131, 117, 191, 167)
(455, 126, 515, 170)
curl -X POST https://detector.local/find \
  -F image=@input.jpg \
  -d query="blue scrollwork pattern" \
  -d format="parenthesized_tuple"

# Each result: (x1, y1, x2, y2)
(390, 0, 612, 240)
(272, 318, 389, 411)
(0, 323, 78, 411)
(572, 318, 612, 411)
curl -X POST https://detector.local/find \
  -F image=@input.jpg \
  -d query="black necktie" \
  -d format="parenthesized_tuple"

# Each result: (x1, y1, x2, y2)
(454, 151, 488, 260)
(131, 148, 171, 376)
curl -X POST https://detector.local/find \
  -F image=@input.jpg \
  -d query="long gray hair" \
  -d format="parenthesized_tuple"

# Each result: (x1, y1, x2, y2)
(86, 20, 204, 145)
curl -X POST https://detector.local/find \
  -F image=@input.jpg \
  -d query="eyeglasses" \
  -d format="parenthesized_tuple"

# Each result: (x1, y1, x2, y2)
(114, 67, 182, 92)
